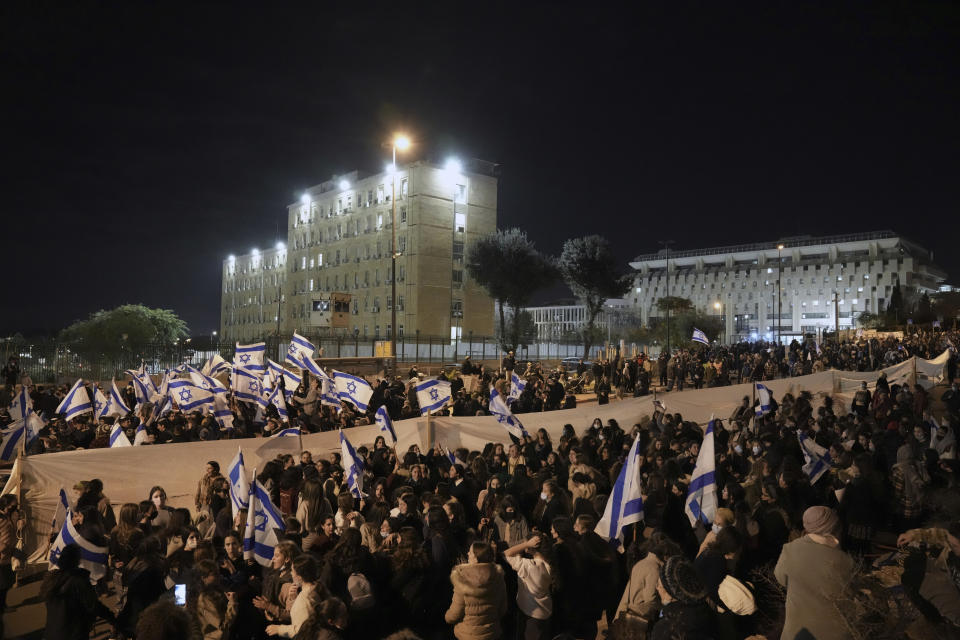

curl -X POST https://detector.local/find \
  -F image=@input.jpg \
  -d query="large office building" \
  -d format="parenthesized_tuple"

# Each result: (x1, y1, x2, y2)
(519, 299, 631, 340)
(629, 231, 946, 343)
(220, 159, 498, 344)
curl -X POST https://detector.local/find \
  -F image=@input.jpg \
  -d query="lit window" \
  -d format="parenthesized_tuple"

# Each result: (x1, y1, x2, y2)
(455, 184, 467, 203)
(455, 212, 466, 232)
(318, 253, 323, 266)
(767, 268, 772, 274)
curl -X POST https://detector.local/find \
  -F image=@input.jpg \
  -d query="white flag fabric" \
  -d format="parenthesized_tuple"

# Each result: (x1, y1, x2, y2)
(375, 405, 397, 447)
(798, 432, 832, 484)
(51, 488, 70, 535)
(187, 366, 227, 395)
(92, 384, 110, 419)
(49, 513, 109, 582)
(202, 353, 232, 377)
(243, 474, 284, 566)
(109, 424, 132, 448)
(56, 379, 93, 421)
(9, 386, 31, 422)
(235, 342, 266, 374)
(227, 448, 250, 517)
(507, 372, 526, 405)
(320, 377, 342, 411)
(232, 368, 264, 404)
(212, 394, 235, 431)
(340, 430, 365, 498)
(0, 416, 39, 461)
(596, 432, 645, 551)
(102, 379, 131, 418)
(692, 328, 709, 345)
(333, 371, 373, 411)
(488, 385, 529, 439)
(755, 383, 773, 417)
(133, 423, 149, 446)
(684, 419, 718, 527)
(415, 378, 452, 415)
(271, 426, 300, 438)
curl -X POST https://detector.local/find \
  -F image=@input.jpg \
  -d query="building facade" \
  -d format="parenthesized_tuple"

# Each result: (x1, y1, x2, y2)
(220, 160, 498, 344)
(629, 231, 946, 343)
(521, 299, 631, 340)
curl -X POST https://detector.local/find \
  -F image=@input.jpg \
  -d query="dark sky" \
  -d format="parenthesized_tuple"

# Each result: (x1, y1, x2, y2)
(3, 2, 957, 336)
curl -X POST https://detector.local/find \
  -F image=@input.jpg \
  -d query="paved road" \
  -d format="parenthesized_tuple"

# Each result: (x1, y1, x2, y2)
(4, 566, 114, 639)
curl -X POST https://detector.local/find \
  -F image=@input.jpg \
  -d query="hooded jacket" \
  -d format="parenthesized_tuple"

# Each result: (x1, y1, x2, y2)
(445, 562, 508, 640)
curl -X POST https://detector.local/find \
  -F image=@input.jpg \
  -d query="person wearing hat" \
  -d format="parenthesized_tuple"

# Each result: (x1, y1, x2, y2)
(774, 506, 855, 640)
(650, 555, 715, 640)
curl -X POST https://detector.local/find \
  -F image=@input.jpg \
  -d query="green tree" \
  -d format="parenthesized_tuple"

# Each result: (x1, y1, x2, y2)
(914, 293, 935, 324)
(495, 309, 538, 349)
(644, 297, 722, 349)
(856, 311, 884, 329)
(557, 235, 633, 359)
(886, 283, 904, 325)
(656, 296, 694, 315)
(466, 229, 557, 352)
(60, 304, 189, 361)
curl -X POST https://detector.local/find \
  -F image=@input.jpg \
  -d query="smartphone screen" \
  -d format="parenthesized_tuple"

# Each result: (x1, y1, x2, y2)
(175, 584, 186, 606)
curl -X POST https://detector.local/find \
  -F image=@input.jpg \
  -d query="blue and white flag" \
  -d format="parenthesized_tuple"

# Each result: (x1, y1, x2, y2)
(415, 378, 452, 415)
(333, 371, 373, 411)
(339, 429, 365, 498)
(133, 423, 149, 446)
(755, 383, 773, 417)
(507, 372, 526, 405)
(242, 473, 285, 566)
(233, 368, 264, 404)
(9, 385, 31, 422)
(202, 353, 232, 377)
(272, 425, 300, 438)
(279, 365, 302, 399)
(285, 332, 327, 378)
(187, 366, 227, 395)
(0, 411, 41, 460)
(92, 384, 109, 419)
(684, 419, 718, 527)
(596, 432, 645, 551)
(234, 342, 266, 374)
(320, 377, 342, 412)
(227, 448, 250, 517)
(51, 487, 70, 534)
(102, 379, 131, 418)
(798, 432, 832, 484)
(692, 328, 710, 345)
(56, 379, 93, 421)
(933, 320, 941, 329)
(127, 373, 152, 408)
(439, 442, 457, 466)
(49, 512, 109, 582)
(109, 424, 131, 448)
(375, 405, 397, 447)
(212, 394, 235, 432)
(489, 385, 529, 439)
(167, 379, 214, 413)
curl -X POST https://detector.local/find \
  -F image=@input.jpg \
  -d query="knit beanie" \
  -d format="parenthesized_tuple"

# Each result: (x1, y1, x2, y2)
(658, 556, 706, 604)
(802, 506, 841, 538)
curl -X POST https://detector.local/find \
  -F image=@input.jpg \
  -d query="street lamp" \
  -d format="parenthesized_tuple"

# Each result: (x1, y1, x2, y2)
(389, 133, 411, 371)
(714, 300, 724, 344)
(776, 243, 784, 345)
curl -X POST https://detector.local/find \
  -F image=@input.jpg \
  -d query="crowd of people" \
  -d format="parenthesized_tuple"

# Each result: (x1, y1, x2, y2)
(0, 331, 959, 639)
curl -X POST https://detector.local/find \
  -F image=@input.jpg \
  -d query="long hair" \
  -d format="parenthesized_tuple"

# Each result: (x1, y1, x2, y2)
(300, 478, 329, 533)
(113, 502, 141, 544)
(391, 526, 429, 573)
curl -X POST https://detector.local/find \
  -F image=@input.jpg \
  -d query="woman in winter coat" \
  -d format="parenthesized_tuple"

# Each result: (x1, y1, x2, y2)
(43, 544, 115, 640)
(615, 532, 680, 620)
(445, 541, 508, 640)
(188, 559, 237, 640)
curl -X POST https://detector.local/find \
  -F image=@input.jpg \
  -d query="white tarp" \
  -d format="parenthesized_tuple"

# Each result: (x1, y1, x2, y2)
(6, 351, 948, 565)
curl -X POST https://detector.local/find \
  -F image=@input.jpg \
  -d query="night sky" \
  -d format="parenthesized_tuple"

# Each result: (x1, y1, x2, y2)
(3, 3, 957, 337)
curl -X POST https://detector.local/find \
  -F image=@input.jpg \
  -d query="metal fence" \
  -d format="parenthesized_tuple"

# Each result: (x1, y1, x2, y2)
(3, 336, 597, 384)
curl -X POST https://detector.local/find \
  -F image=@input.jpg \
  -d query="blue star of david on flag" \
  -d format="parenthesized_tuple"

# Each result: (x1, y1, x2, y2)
(95, 399, 103, 413)
(254, 510, 267, 532)
(178, 388, 193, 403)
(429, 388, 440, 401)
(239, 353, 251, 364)
(346, 381, 357, 395)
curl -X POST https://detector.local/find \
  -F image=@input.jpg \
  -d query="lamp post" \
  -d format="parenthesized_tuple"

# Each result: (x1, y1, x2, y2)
(389, 134, 411, 373)
(776, 243, 784, 345)
(714, 300, 724, 345)
(659, 240, 674, 356)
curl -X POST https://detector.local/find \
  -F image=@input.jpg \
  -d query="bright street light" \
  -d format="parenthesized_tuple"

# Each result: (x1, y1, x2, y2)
(394, 134, 411, 151)
(251, 248, 259, 255)
(777, 243, 784, 250)
(714, 301, 721, 310)
(338, 179, 350, 190)
(385, 162, 396, 174)
(276, 241, 285, 251)
(301, 193, 311, 204)
(445, 157, 463, 174)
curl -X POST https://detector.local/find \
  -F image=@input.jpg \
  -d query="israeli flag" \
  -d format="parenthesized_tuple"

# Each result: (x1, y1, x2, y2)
(280, 366, 302, 399)
(228, 448, 250, 517)
(320, 377, 342, 412)
(56, 379, 93, 421)
(415, 378, 452, 415)
(103, 379, 131, 418)
(272, 426, 300, 438)
(684, 419, 718, 527)
(339, 429, 366, 498)
(755, 383, 773, 417)
(167, 379, 214, 413)
(212, 394, 235, 431)
(507, 372, 526, 405)
(0, 412, 41, 460)
(268, 386, 290, 422)
(127, 373, 152, 408)
(9, 385, 31, 422)
(234, 342, 266, 374)
(489, 385, 529, 439)
(439, 442, 456, 466)
(233, 368, 264, 404)
(375, 405, 397, 447)
(49, 512, 109, 582)
(133, 423, 149, 446)
(242, 473, 285, 566)
(92, 384, 109, 419)
(187, 366, 227, 395)
(596, 432, 645, 551)
(798, 432, 832, 484)
(333, 371, 373, 411)
(692, 328, 710, 345)
(51, 487, 70, 534)
(933, 320, 941, 329)
(109, 424, 132, 448)
(202, 353, 232, 377)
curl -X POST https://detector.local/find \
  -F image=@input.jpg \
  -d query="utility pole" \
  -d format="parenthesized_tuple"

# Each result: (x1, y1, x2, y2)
(659, 240, 674, 356)
(834, 291, 840, 336)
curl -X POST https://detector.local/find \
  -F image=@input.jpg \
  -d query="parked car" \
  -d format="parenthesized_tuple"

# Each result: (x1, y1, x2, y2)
(560, 357, 590, 372)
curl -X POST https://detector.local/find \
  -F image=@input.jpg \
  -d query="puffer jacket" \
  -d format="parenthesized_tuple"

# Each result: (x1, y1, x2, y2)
(444, 562, 508, 640)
